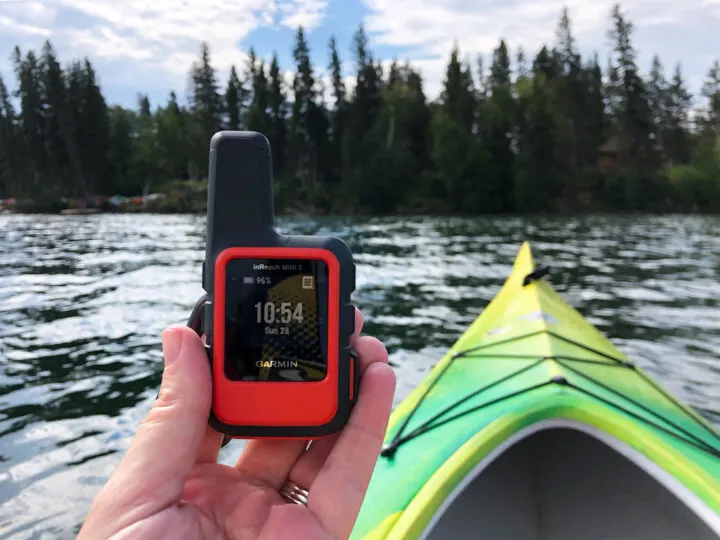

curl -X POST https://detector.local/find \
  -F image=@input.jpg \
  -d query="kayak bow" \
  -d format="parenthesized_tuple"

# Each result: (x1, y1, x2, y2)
(352, 242, 720, 540)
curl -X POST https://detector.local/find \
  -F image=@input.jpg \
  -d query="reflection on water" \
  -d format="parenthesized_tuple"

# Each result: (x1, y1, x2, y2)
(1, 213, 719, 538)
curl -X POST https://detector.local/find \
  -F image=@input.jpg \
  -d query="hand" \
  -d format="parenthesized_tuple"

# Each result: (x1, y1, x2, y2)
(78, 308, 395, 540)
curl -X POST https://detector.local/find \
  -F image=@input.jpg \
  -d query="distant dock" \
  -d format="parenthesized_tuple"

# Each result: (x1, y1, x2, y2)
(60, 208, 102, 215)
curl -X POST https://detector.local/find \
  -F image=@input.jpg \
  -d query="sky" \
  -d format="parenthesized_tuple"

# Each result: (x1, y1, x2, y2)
(0, 0, 718, 111)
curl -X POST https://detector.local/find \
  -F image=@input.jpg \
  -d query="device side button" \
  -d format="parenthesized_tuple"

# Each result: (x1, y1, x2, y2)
(203, 302, 213, 346)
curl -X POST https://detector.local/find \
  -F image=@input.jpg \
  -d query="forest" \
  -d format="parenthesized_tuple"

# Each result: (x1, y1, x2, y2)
(0, 3, 719, 215)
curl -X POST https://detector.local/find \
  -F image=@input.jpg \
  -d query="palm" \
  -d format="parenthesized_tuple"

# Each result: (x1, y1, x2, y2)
(119, 462, 327, 540)
(179, 462, 328, 540)
(78, 310, 394, 540)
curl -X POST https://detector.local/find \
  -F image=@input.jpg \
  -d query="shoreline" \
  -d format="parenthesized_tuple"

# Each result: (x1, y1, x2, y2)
(2, 207, 718, 218)
(1, 184, 716, 218)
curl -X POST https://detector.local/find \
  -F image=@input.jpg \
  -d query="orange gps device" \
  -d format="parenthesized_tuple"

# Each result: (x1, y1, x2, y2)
(197, 131, 358, 439)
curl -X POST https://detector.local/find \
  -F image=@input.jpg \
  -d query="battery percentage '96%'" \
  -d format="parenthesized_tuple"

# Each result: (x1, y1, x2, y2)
(242, 276, 271, 285)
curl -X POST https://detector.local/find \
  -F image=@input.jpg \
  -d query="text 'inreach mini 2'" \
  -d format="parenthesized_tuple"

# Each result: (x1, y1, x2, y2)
(197, 131, 358, 439)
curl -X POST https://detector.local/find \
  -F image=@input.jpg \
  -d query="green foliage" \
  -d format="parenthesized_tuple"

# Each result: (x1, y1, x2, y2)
(0, 4, 718, 215)
(667, 138, 720, 211)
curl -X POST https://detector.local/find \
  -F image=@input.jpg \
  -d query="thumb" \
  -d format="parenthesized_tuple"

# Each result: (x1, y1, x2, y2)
(103, 325, 212, 511)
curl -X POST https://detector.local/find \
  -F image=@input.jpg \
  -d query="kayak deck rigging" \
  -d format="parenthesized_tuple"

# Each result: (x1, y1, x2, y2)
(381, 303, 720, 462)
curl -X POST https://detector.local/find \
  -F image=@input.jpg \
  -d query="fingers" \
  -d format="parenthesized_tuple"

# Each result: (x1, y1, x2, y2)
(288, 335, 389, 488)
(307, 361, 396, 539)
(123, 326, 212, 490)
(80, 325, 213, 534)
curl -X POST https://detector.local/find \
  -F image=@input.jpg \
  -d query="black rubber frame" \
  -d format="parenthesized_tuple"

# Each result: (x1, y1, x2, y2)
(199, 131, 357, 439)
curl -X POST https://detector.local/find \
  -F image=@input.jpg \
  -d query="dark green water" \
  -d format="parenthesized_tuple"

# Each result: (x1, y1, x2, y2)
(1, 214, 719, 538)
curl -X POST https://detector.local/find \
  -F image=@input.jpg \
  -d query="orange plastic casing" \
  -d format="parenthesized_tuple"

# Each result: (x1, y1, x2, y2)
(212, 247, 339, 431)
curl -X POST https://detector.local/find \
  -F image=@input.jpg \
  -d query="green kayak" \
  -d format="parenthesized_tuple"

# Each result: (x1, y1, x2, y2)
(351, 242, 720, 540)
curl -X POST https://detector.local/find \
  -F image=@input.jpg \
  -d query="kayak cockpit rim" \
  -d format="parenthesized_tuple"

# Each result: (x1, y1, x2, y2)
(410, 418, 720, 540)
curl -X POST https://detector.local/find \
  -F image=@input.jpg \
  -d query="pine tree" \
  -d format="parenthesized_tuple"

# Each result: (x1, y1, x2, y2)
(405, 68, 431, 181)
(514, 74, 563, 212)
(267, 53, 287, 178)
(516, 47, 529, 80)
(552, 8, 583, 172)
(490, 40, 512, 89)
(245, 58, 269, 135)
(0, 76, 19, 198)
(13, 47, 46, 195)
(156, 91, 190, 180)
(532, 46, 559, 81)
(327, 36, 346, 185)
(340, 24, 385, 210)
(581, 54, 607, 166)
(39, 40, 72, 193)
(648, 55, 669, 149)
(441, 44, 475, 133)
(371, 63, 430, 212)
(80, 58, 111, 195)
(225, 66, 242, 130)
(432, 50, 491, 213)
(483, 39, 516, 212)
(664, 64, 692, 164)
(606, 3, 656, 207)
(349, 24, 382, 135)
(606, 4, 654, 158)
(288, 26, 319, 190)
(700, 60, 719, 139)
(188, 42, 223, 179)
(133, 94, 158, 194)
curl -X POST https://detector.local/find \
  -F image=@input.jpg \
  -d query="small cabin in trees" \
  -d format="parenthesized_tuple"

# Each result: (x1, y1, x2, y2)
(596, 138, 620, 171)
(596, 137, 665, 170)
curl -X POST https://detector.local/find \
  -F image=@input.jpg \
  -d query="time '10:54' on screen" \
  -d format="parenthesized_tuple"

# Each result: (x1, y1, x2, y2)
(255, 301, 304, 324)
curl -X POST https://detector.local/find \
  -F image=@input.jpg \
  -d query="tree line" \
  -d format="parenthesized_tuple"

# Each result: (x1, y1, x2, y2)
(0, 3, 719, 214)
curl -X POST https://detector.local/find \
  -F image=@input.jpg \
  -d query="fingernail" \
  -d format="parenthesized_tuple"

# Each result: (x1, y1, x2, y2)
(161, 326, 184, 365)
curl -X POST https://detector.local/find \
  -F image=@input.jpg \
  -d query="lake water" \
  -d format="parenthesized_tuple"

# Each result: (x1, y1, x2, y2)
(1, 213, 719, 538)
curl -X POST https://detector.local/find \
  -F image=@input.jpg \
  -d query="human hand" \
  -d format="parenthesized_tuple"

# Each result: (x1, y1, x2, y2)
(77, 308, 395, 540)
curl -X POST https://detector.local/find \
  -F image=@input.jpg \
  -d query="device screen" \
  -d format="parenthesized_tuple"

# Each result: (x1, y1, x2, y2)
(223, 258, 328, 382)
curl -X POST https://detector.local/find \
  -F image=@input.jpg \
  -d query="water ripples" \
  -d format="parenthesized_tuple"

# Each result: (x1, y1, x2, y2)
(0, 213, 719, 538)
